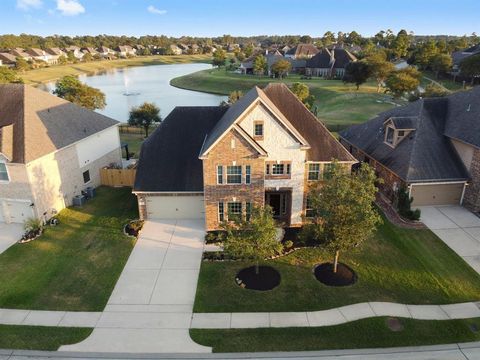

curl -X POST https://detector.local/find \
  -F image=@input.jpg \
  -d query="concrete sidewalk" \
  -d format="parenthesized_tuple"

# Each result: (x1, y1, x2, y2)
(58, 220, 211, 354)
(191, 301, 480, 329)
(419, 206, 480, 274)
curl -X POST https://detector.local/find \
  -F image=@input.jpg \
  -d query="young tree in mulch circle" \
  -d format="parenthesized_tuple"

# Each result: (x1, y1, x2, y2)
(301, 162, 382, 273)
(222, 205, 283, 275)
(128, 102, 161, 138)
(54, 75, 106, 110)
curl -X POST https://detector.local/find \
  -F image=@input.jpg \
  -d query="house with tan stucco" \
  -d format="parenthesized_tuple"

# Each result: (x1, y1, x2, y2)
(0, 84, 122, 224)
(133, 83, 356, 230)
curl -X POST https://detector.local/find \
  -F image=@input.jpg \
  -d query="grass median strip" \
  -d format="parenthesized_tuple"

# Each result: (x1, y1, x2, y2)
(190, 317, 480, 352)
(0, 325, 92, 351)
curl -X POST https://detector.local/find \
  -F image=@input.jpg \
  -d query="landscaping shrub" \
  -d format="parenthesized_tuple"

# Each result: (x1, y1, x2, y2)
(397, 187, 421, 221)
(125, 219, 144, 237)
(205, 231, 225, 244)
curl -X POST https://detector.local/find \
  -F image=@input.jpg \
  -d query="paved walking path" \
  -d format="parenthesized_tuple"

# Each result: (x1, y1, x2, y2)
(419, 205, 480, 274)
(58, 220, 211, 354)
(191, 301, 480, 329)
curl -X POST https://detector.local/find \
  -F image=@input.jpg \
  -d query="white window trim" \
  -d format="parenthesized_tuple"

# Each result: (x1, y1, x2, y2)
(226, 165, 242, 185)
(307, 163, 320, 181)
(82, 170, 91, 185)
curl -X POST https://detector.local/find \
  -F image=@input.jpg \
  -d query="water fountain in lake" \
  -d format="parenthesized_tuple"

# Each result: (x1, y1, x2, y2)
(122, 71, 140, 96)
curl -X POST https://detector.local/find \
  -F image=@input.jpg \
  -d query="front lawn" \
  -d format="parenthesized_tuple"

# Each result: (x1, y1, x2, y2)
(0, 187, 137, 311)
(0, 325, 92, 351)
(190, 317, 480, 352)
(194, 215, 480, 313)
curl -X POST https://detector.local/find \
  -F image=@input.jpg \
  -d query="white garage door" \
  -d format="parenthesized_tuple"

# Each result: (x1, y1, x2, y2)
(411, 183, 465, 207)
(1, 200, 33, 224)
(146, 195, 205, 220)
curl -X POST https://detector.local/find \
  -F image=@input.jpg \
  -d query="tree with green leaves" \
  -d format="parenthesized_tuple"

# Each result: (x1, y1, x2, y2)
(15, 57, 29, 72)
(243, 43, 254, 58)
(460, 54, 480, 85)
(271, 59, 291, 78)
(366, 52, 395, 92)
(212, 48, 226, 68)
(346, 31, 362, 45)
(431, 53, 452, 78)
(385, 67, 421, 98)
(253, 54, 267, 76)
(343, 61, 372, 90)
(290, 82, 315, 109)
(82, 52, 93, 62)
(322, 31, 335, 46)
(222, 205, 282, 275)
(128, 102, 161, 137)
(53, 75, 106, 110)
(391, 30, 411, 59)
(58, 55, 68, 65)
(220, 90, 244, 106)
(301, 162, 382, 273)
(423, 83, 449, 98)
(415, 40, 438, 69)
(66, 51, 77, 63)
(0, 67, 23, 84)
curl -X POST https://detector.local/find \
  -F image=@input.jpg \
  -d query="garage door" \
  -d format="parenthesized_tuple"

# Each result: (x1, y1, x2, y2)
(146, 196, 205, 220)
(411, 183, 464, 207)
(1, 200, 33, 224)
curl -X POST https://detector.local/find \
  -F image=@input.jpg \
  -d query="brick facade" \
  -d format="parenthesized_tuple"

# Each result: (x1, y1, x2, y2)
(203, 129, 265, 230)
(464, 148, 480, 212)
(340, 138, 406, 201)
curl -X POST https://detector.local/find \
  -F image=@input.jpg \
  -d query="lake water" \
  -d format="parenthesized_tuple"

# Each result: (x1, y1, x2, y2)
(42, 63, 226, 122)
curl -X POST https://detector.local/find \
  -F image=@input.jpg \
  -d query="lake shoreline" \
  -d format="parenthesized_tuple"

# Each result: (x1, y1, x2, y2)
(21, 54, 212, 85)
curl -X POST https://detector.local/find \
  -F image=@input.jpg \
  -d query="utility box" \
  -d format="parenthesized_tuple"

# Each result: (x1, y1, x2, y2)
(73, 195, 86, 207)
(85, 187, 96, 199)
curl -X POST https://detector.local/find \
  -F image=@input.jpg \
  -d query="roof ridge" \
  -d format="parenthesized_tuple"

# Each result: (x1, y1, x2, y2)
(404, 100, 425, 181)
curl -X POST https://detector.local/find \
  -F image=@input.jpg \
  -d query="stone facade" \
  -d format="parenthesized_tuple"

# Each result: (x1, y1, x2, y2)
(203, 129, 265, 230)
(464, 147, 480, 212)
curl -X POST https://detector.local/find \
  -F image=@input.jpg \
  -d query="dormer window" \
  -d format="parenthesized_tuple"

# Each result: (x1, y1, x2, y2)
(384, 117, 416, 148)
(385, 126, 395, 145)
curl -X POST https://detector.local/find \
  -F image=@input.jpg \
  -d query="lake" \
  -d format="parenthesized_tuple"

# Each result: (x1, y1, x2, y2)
(42, 63, 226, 122)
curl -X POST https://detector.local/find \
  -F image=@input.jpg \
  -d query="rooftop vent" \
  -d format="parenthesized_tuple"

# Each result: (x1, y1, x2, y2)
(467, 104, 471, 112)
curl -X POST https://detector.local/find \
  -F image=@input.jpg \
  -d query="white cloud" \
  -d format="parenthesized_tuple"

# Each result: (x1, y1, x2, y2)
(147, 5, 166, 15)
(56, 0, 85, 16)
(17, 0, 43, 11)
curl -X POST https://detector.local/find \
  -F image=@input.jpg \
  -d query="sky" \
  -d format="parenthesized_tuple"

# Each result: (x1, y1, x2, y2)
(0, 0, 479, 37)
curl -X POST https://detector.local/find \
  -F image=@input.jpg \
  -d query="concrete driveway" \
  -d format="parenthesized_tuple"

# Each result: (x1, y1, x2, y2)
(0, 222, 23, 254)
(419, 206, 480, 274)
(60, 219, 210, 353)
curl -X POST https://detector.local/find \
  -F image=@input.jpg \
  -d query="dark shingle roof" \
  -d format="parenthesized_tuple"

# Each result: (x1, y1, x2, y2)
(306, 48, 356, 69)
(339, 88, 480, 182)
(134, 107, 227, 192)
(390, 117, 417, 129)
(0, 84, 119, 164)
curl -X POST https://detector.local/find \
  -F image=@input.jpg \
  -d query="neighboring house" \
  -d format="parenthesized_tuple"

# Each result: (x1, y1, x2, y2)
(0, 84, 122, 224)
(169, 44, 183, 55)
(9, 48, 31, 61)
(393, 59, 409, 70)
(116, 45, 136, 58)
(46, 47, 66, 62)
(177, 44, 189, 53)
(285, 44, 319, 59)
(240, 50, 306, 75)
(81, 47, 98, 56)
(133, 83, 356, 230)
(97, 46, 115, 59)
(0, 53, 17, 67)
(64, 46, 84, 60)
(281, 45, 291, 54)
(339, 86, 480, 211)
(452, 44, 480, 74)
(26, 48, 56, 64)
(305, 48, 357, 78)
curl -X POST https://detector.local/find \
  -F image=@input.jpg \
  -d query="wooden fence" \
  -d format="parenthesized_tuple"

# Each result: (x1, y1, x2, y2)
(100, 168, 136, 187)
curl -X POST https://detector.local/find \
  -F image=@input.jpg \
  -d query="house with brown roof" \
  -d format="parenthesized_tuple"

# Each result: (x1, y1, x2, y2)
(0, 84, 122, 224)
(339, 87, 480, 212)
(26, 48, 58, 65)
(0, 53, 17, 67)
(133, 83, 356, 230)
(116, 45, 136, 58)
(9, 48, 32, 61)
(285, 44, 319, 59)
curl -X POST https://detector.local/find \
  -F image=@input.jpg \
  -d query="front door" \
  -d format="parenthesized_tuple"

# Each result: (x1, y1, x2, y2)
(265, 191, 291, 225)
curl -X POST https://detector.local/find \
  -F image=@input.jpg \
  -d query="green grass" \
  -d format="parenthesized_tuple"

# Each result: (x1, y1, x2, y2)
(120, 132, 146, 158)
(0, 187, 138, 311)
(190, 317, 480, 352)
(421, 71, 466, 91)
(193, 215, 480, 313)
(170, 69, 401, 131)
(20, 54, 212, 85)
(0, 325, 92, 351)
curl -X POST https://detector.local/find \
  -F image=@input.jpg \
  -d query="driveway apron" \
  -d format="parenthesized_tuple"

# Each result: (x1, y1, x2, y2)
(59, 219, 210, 353)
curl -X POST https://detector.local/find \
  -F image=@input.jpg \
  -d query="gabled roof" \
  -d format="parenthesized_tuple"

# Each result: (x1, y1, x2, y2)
(0, 52, 17, 63)
(388, 116, 417, 130)
(46, 48, 64, 56)
(134, 107, 227, 192)
(306, 48, 357, 69)
(339, 88, 480, 182)
(286, 44, 319, 57)
(0, 84, 119, 164)
(27, 48, 44, 57)
(199, 86, 309, 157)
(263, 83, 356, 162)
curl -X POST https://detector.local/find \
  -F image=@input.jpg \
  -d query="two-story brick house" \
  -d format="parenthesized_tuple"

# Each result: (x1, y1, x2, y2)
(134, 83, 356, 230)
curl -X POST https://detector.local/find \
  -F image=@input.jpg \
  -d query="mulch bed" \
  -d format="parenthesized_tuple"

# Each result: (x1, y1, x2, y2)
(314, 263, 357, 287)
(236, 266, 281, 291)
(375, 193, 426, 229)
